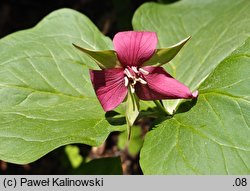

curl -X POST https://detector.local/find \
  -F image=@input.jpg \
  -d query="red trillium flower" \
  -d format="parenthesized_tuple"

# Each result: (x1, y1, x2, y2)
(89, 31, 198, 112)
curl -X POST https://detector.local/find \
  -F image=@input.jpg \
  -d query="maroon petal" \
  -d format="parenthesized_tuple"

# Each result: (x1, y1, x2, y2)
(135, 66, 198, 100)
(90, 68, 128, 111)
(113, 31, 157, 67)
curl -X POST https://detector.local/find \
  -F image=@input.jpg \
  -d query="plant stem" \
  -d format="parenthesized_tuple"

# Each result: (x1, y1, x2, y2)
(153, 100, 170, 115)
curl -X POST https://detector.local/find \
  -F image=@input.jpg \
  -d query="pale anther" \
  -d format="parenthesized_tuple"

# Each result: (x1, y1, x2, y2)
(131, 66, 139, 73)
(137, 77, 147, 84)
(124, 76, 129, 87)
(139, 68, 149, 75)
(124, 68, 133, 78)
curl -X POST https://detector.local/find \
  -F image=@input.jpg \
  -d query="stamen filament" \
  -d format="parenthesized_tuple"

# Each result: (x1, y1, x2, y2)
(130, 85, 135, 93)
(132, 80, 137, 86)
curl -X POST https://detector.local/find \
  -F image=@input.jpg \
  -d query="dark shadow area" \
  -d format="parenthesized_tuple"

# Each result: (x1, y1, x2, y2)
(145, 114, 173, 131)
(175, 98, 198, 114)
(0, 0, 179, 39)
(105, 110, 126, 126)
(139, 98, 198, 129)
(158, 0, 180, 4)
(72, 156, 123, 175)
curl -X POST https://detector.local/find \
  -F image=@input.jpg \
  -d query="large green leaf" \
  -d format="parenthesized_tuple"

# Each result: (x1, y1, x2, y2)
(133, 0, 250, 113)
(0, 9, 125, 164)
(133, 0, 250, 174)
(140, 37, 250, 174)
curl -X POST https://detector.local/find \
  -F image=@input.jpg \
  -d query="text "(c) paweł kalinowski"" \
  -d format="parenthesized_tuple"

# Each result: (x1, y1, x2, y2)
(20, 177, 104, 187)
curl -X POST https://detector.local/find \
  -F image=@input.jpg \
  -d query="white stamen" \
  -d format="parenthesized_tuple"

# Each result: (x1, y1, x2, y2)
(130, 85, 135, 93)
(124, 68, 133, 78)
(139, 68, 149, 75)
(137, 77, 147, 84)
(124, 76, 129, 87)
(124, 67, 148, 88)
(131, 66, 139, 73)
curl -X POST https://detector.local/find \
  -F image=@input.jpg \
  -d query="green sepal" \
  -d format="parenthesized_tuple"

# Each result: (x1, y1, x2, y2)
(73, 43, 121, 69)
(125, 89, 140, 139)
(143, 36, 191, 66)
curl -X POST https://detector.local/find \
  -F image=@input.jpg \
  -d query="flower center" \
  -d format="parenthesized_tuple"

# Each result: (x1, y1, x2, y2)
(124, 66, 149, 93)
